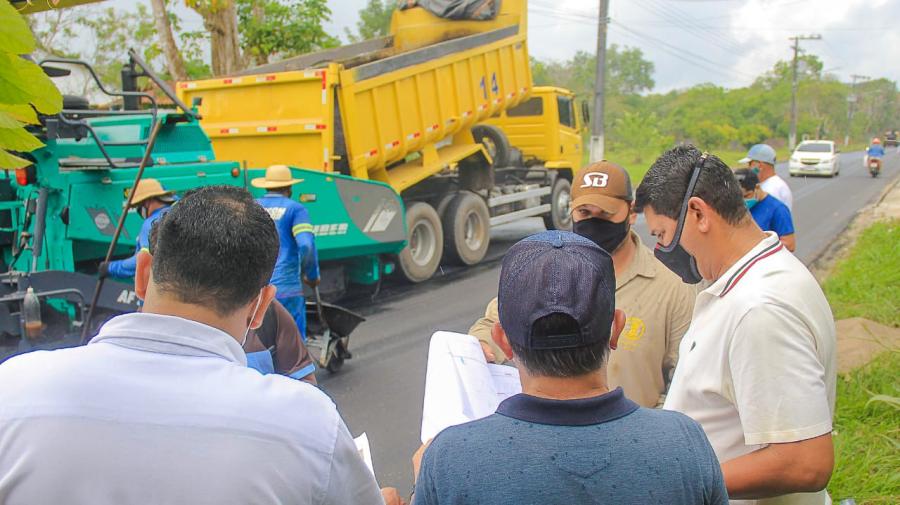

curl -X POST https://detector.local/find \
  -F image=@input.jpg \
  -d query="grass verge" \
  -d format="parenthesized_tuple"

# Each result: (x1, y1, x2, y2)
(821, 220, 900, 327)
(828, 351, 900, 504)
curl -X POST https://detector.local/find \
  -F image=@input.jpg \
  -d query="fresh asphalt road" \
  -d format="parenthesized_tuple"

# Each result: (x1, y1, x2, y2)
(319, 149, 898, 492)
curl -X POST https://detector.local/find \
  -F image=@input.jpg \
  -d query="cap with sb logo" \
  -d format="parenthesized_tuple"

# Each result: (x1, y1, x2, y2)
(571, 161, 633, 214)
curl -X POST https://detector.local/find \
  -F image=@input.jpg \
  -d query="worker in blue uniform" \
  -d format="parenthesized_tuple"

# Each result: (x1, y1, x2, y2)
(98, 179, 175, 280)
(252, 165, 320, 341)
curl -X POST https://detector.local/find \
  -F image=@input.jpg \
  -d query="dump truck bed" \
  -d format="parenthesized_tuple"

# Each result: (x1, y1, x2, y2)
(178, 0, 531, 193)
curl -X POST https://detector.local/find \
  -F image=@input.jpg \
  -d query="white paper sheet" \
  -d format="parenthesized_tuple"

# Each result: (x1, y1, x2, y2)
(354, 432, 375, 476)
(420, 331, 522, 443)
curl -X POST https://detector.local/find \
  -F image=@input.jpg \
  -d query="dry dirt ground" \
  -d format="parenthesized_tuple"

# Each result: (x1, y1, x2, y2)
(811, 177, 900, 372)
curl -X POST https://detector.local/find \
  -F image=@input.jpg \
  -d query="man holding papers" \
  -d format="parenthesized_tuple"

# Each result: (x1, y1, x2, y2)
(413, 231, 726, 505)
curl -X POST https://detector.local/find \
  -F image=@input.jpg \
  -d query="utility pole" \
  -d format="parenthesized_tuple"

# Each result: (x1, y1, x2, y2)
(788, 34, 821, 151)
(845, 74, 870, 146)
(589, 0, 610, 162)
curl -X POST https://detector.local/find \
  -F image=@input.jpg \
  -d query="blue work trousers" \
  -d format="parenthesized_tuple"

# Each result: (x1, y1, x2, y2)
(278, 295, 307, 342)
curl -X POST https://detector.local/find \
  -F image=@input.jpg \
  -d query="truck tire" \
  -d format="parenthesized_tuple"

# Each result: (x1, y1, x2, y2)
(471, 125, 511, 168)
(442, 191, 491, 266)
(398, 202, 443, 283)
(543, 176, 572, 231)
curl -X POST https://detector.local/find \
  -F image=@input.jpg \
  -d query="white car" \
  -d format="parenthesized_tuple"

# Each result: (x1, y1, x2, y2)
(789, 141, 841, 177)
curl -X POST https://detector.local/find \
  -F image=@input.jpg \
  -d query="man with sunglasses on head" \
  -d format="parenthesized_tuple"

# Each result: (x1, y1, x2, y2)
(469, 161, 696, 408)
(98, 178, 174, 280)
(635, 146, 836, 505)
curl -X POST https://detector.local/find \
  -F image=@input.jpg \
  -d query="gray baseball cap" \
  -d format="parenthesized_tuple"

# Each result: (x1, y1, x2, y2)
(739, 144, 777, 165)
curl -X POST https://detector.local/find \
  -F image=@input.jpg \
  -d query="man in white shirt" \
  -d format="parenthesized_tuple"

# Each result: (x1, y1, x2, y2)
(740, 143, 793, 211)
(0, 185, 400, 505)
(635, 146, 836, 505)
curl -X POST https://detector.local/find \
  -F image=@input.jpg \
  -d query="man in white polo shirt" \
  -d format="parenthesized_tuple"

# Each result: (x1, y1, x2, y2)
(0, 186, 399, 505)
(635, 146, 836, 505)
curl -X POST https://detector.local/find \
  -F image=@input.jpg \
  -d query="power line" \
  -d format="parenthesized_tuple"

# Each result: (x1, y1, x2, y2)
(610, 23, 749, 85)
(646, 0, 746, 53)
(614, 21, 757, 81)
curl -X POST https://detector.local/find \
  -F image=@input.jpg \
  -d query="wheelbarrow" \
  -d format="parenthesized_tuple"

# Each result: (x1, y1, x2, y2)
(305, 287, 365, 373)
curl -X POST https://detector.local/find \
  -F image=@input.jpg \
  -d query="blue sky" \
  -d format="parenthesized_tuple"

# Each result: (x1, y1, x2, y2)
(85, 0, 900, 92)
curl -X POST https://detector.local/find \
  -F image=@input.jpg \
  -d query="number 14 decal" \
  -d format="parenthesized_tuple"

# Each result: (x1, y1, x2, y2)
(479, 73, 499, 100)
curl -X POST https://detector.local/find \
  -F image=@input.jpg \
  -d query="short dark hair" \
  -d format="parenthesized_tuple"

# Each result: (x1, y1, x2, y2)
(149, 185, 278, 315)
(511, 312, 609, 378)
(634, 145, 748, 225)
(734, 168, 759, 192)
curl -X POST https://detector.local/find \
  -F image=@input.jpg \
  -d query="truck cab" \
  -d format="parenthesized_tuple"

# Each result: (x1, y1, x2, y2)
(483, 86, 587, 173)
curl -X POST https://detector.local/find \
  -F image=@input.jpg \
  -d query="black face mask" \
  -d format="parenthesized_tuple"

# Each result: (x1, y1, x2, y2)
(574, 217, 630, 253)
(653, 154, 708, 285)
(654, 242, 701, 284)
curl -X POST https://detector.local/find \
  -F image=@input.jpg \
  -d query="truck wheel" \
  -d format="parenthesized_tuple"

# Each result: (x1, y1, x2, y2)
(471, 125, 511, 168)
(442, 191, 491, 266)
(543, 177, 572, 231)
(398, 202, 443, 283)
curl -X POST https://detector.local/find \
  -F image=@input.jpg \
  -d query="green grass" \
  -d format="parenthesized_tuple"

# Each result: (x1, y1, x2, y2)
(828, 351, 900, 504)
(822, 220, 900, 327)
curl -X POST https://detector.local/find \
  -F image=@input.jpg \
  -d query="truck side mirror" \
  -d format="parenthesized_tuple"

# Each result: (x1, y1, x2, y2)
(581, 101, 590, 126)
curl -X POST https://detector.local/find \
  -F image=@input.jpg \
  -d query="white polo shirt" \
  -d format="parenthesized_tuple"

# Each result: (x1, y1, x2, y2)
(664, 232, 836, 505)
(761, 175, 793, 212)
(0, 313, 383, 505)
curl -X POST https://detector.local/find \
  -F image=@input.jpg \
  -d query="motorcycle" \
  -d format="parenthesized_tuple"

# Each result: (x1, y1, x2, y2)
(867, 157, 881, 178)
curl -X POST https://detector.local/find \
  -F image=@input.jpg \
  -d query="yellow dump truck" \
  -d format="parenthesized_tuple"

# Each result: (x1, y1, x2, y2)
(178, 0, 585, 285)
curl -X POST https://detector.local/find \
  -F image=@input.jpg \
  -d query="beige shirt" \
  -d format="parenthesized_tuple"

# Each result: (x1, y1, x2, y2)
(470, 231, 696, 407)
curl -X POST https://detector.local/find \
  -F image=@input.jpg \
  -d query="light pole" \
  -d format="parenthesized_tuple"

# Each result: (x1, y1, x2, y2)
(788, 34, 821, 151)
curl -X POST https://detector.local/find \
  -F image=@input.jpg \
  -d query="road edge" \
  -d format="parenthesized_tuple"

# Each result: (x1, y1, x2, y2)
(808, 171, 900, 281)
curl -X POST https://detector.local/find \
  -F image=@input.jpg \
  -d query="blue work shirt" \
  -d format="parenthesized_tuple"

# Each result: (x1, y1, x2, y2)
(107, 205, 171, 279)
(750, 195, 794, 238)
(257, 193, 319, 298)
(415, 388, 728, 505)
(867, 145, 885, 157)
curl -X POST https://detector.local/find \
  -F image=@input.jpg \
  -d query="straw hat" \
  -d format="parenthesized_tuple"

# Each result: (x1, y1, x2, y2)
(126, 179, 175, 207)
(251, 165, 304, 189)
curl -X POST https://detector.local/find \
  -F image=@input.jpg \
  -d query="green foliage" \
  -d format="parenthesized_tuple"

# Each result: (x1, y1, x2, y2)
(237, 0, 338, 66)
(74, 5, 159, 89)
(822, 220, 900, 327)
(345, 0, 394, 43)
(611, 111, 672, 162)
(828, 351, 900, 503)
(737, 124, 772, 148)
(0, 1, 62, 169)
(532, 49, 899, 152)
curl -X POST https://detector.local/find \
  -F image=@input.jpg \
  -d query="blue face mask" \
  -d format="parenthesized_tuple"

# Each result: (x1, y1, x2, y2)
(744, 198, 758, 209)
(750, 165, 761, 175)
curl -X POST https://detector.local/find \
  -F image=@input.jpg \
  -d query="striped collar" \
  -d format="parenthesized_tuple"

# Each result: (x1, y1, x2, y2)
(708, 232, 783, 298)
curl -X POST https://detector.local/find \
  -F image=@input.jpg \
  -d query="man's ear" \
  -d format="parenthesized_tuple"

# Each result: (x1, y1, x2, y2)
(249, 284, 277, 330)
(609, 308, 626, 350)
(688, 196, 712, 233)
(491, 322, 514, 360)
(135, 250, 152, 301)
(628, 202, 638, 226)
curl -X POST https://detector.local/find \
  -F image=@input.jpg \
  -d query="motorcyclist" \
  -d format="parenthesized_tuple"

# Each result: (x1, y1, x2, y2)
(867, 138, 885, 158)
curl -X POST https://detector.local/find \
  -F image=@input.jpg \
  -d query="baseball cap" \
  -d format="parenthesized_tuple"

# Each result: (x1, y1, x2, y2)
(739, 144, 777, 165)
(570, 161, 633, 214)
(498, 231, 615, 350)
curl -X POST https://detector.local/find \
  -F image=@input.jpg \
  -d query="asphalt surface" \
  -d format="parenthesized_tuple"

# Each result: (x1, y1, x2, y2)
(319, 149, 898, 492)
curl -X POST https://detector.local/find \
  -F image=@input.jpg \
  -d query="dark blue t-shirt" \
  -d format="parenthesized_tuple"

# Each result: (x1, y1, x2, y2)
(414, 388, 727, 505)
(750, 195, 794, 237)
